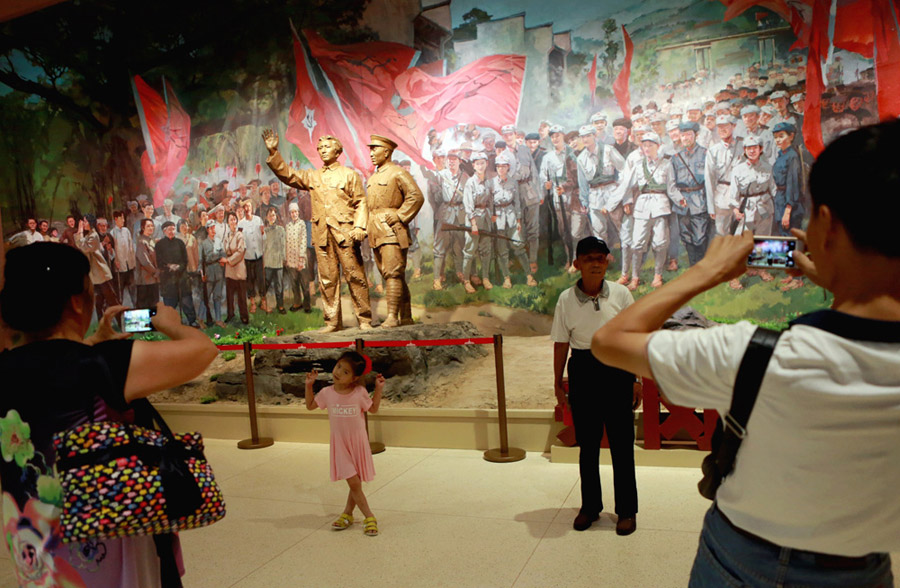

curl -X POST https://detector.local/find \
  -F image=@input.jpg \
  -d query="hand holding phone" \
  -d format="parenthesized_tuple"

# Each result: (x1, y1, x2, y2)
(747, 236, 798, 269)
(122, 307, 157, 333)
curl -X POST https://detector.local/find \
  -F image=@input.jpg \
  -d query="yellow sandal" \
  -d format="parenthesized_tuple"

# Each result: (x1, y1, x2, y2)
(332, 513, 353, 530)
(363, 516, 378, 536)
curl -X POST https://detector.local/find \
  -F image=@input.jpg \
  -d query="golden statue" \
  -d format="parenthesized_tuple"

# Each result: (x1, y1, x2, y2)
(262, 129, 372, 332)
(366, 135, 424, 327)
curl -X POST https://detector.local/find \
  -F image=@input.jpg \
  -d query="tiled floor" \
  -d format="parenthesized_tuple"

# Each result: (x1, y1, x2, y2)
(1, 441, 896, 587)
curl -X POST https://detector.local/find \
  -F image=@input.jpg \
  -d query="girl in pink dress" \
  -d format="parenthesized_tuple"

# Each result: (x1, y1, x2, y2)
(305, 351, 384, 536)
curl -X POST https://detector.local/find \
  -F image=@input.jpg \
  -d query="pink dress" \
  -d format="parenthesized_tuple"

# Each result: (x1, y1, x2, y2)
(315, 385, 376, 482)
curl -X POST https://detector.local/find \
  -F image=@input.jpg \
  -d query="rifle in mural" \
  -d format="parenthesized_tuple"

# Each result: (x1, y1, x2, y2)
(440, 223, 523, 243)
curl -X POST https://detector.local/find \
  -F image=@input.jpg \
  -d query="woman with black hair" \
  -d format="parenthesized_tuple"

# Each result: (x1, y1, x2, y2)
(223, 211, 249, 324)
(135, 218, 160, 308)
(0, 242, 217, 586)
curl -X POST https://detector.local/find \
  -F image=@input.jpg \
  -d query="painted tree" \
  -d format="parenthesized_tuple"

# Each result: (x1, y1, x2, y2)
(0, 0, 372, 232)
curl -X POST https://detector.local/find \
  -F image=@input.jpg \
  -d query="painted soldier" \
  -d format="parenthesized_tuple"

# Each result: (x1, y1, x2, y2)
(462, 152, 494, 293)
(670, 122, 713, 266)
(432, 150, 468, 290)
(704, 115, 745, 237)
(613, 132, 685, 290)
(540, 125, 587, 272)
(491, 151, 532, 288)
(262, 129, 372, 332)
(501, 124, 541, 281)
(576, 125, 625, 261)
(727, 134, 776, 288)
(365, 136, 425, 328)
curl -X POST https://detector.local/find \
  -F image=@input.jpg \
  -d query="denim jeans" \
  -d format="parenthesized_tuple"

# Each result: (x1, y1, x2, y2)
(690, 504, 894, 588)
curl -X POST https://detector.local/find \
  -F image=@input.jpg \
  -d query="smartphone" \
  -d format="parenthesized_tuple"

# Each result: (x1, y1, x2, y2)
(123, 307, 157, 333)
(747, 236, 798, 269)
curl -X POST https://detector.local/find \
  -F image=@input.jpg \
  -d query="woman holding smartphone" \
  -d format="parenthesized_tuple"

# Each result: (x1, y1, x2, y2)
(0, 242, 217, 587)
(223, 211, 249, 324)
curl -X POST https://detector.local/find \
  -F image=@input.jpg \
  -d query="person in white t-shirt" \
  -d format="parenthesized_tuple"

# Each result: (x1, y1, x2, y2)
(591, 121, 900, 587)
(551, 236, 641, 535)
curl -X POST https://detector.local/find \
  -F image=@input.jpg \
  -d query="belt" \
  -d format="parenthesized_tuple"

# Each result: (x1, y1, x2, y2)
(717, 508, 872, 571)
(517, 179, 530, 184)
(495, 201, 514, 208)
(590, 180, 616, 188)
(717, 180, 731, 185)
(678, 186, 704, 192)
(474, 204, 490, 210)
(775, 184, 786, 190)
(640, 189, 666, 194)
(739, 190, 769, 198)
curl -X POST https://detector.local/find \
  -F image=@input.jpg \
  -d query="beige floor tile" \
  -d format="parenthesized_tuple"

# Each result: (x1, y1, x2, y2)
(220, 444, 437, 507)
(370, 451, 579, 522)
(553, 465, 709, 533)
(513, 525, 699, 588)
(231, 511, 550, 588)
(179, 495, 335, 588)
(202, 439, 306, 481)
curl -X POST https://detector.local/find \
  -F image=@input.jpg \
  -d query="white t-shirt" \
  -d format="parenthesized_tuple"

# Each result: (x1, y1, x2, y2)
(551, 280, 634, 350)
(647, 310, 900, 556)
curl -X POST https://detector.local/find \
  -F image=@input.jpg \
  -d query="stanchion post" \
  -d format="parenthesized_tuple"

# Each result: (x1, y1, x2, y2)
(238, 341, 274, 450)
(484, 334, 526, 462)
(357, 338, 385, 454)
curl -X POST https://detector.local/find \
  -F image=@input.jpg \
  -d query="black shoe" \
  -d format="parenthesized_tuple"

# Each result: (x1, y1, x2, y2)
(615, 516, 636, 536)
(289, 305, 301, 313)
(304, 307, 312, 313)
(573, 511, 600, 531)
(278, 307, 287, 315)
(241, 318, 249, 325)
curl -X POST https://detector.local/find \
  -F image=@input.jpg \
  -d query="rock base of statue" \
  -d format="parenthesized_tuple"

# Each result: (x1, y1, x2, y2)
(215, 321, 489, 403)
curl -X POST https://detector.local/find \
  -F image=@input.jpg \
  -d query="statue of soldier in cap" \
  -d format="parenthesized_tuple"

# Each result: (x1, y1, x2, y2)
(365, 135, 425, 328)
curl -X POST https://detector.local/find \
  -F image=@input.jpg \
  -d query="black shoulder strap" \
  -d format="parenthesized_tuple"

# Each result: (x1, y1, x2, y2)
(711, 326, 783, 480)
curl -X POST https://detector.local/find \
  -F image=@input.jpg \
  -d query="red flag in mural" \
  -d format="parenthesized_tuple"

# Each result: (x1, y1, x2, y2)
(612, 26, 633, 118)
(801, 0, 830, 157)
(303, 29, 424, 168)
(133, 75, 191, 207)
(587, 55, 598, 107)
(872, 0, 900, 119)
(285, 29, 365, 169)
(395, 54, 526, 138)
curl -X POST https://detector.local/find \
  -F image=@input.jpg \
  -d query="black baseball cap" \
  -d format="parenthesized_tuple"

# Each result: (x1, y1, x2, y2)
(576, 236, 610, 257)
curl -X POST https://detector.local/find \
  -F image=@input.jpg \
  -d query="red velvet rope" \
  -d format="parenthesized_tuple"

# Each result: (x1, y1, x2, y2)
(215, 336, 494, 352)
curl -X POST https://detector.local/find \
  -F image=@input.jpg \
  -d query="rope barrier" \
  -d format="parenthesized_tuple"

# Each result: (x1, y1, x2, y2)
(216, 337, 495, 351)
(216, 333, 523, 462)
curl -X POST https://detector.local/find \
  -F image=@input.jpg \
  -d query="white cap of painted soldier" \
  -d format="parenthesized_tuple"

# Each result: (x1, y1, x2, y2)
(641, 132, 662, 145)
(716, 115, 736, 126)
(579, 125, 595, 137)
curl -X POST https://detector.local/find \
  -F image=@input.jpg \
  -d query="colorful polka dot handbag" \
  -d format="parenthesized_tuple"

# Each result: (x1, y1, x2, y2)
(53, 399, 226, 541)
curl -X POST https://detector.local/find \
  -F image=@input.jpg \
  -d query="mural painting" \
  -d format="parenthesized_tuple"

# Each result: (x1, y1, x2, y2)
(1, 1, 898, 388)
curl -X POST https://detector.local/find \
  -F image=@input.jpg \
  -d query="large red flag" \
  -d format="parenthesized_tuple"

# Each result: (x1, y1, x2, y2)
(133, 76, 191, 207)
(304, 30, 425, 167)
(284, 30, 364, 169)
(612, 26, 633, 118)
(801, 0, 830, 157)
(587, 55, 598, 108)
(872, 0, 900, 119)
(394, 54, 526, 138)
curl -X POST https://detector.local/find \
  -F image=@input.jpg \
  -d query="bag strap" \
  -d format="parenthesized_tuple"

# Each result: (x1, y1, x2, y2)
(711, 326, 783, 480)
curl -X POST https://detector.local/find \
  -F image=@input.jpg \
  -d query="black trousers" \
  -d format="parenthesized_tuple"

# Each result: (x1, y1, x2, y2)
(567, 349, 638, 517)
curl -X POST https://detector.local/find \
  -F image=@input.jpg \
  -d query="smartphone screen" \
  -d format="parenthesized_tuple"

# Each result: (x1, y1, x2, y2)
(123, 308, 156, 333)
(748, 236, 797, 269)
